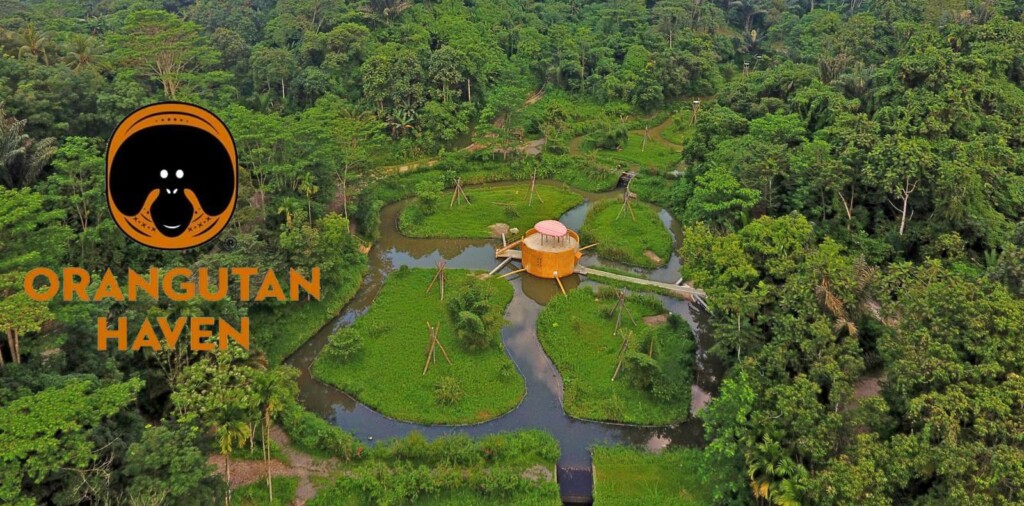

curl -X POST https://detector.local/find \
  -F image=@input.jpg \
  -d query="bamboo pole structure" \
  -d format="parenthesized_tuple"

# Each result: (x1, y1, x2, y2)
(578, 243, 599, 252)
(422, 322, 452, 375)
(528, 165, 544, 206)
(500, 267, 528, 278)
(488, 257, 513, 276)
(450, 177, 471, 207)
(426, 260, 447, 300)
(612, 289, 637, 335)
(611, 331, 631, 381)
(690, 98, 701, 125)
(554, 271, 567, 296)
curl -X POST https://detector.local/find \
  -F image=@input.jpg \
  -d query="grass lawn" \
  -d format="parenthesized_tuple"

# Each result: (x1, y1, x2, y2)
(399, 182, 583, 238)
(661, 118, 696, 147)
(594, 132, 681, 171)
(592, 447, 712, 505)
(312, 267, 524, 424)
(580, 199, 674, 268)
(251, 260, 367, 364)
(537, 288, 694, 425)
(309, 431, 561, 505)
(231, 476, 299, 506)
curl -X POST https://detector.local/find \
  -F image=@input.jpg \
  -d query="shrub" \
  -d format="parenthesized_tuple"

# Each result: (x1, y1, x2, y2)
(434, 376, 464, 406)
(323, 328, 364, 362)
(276, 402, 360, 460)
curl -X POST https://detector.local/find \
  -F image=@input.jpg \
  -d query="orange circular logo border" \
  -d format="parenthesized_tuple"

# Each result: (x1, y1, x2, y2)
(106, 102, 237, 250)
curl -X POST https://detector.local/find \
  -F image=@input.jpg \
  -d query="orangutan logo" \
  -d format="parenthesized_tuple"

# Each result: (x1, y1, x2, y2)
(106, 102, 237, 249)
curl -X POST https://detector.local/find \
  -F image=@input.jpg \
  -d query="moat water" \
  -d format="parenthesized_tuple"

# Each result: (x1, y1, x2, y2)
(285, 181, 723, 490)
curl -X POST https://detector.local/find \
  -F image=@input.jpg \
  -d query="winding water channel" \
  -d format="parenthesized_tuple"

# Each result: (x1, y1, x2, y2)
(285, 181, 723, 477)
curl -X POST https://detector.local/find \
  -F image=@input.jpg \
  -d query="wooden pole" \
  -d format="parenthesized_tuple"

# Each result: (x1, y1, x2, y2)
(554, 272, 567, 296)
(528, 166, 543, 206)
(578, 243, 599, 252)
(433, 323, 452, 365)
(500, 267, 528, 278)
(489, 257, 513, 276)
(641, 125, 649, 152)
(611, 332, 630, 381)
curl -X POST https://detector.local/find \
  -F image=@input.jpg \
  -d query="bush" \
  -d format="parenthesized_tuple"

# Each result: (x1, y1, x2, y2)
(434, 376, 464, 406)
(276, 402, 360, 460)
(323, 328, 364, 362)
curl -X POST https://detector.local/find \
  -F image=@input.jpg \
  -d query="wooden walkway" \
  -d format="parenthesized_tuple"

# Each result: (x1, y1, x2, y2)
(573, 266, 706, 300)
(493, 243, 706, 301)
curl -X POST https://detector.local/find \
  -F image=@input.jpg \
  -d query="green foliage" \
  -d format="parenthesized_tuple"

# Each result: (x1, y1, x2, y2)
(398, 182, 583, 238)
(433, 376, 464, 406)
(324, 328, 364, 362)
(537, 288, 694, 424)
(0, 378, 143, 504)
(124, 425, 225, 505)
(313, 268, 523, 424)
(580, 198, 674, 268)
(231, 477, 298, 506)
(592, 447, 713, 506)
(277, 402, 361, 461)
(447, 282, 496, 350)
(310, 431, 560, 506)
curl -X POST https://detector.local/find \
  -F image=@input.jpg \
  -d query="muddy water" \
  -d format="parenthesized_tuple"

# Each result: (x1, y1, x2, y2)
(285, 181, 722, 469)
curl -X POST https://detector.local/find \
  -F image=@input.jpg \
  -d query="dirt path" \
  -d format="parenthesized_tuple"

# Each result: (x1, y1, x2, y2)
(644, 115, 683, 150)
(209, 426, 338, 504)
(366, 88, 548, 188)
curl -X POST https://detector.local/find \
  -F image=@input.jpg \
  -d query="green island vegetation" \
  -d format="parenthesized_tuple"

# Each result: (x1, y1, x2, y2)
(537, 288, 694, 424)
(592, 447, 711, 505)
(580, 198, 674, 268)
(399, 181, 584, 238)
(4, 0, 1024, 504)
(592, 130, 682, 172)
(309, 431, 560, 505)
(313, 267, 524, 424)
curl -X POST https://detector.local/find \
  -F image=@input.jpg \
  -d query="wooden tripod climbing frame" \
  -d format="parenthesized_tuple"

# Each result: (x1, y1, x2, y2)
(450, 177, 471, 207)
(612, 289, 637, 336)
(690, 98, 701, 125)
(422, 321, 452, 375)
(617, 179, 637, 221)
(426, 260, 447, 300)
(611, 331, 632, 381)
(528, 166, 544, 206)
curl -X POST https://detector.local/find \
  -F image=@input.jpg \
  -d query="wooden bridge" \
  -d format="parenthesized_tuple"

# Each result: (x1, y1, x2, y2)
(493, 239, 706, 302)
(572, 265, 706, 301)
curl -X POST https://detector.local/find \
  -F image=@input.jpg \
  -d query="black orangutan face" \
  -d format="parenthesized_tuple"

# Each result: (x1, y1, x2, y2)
(107, 113, 236, 249)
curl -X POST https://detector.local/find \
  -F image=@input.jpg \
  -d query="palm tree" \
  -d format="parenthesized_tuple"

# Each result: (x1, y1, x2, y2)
(0, 103, 56, 188)
(15, 25, 51, 64)
(728, 0, 769, 36)
(64, 34, 100, 70)
(254, 365, 299, 504)
(216, 420, 252, 506)
(298, 173, 319, 227)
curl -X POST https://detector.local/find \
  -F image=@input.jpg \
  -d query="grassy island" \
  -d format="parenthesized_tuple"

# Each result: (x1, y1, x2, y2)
(312, 267, 524, 424)
(580, 199, 674, 268)
(536, 288, 694, 425)
(592, 447, 711, 505)
(399, 182, 583, 238)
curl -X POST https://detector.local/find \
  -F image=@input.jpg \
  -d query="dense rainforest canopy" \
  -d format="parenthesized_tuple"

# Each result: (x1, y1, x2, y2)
(1, 0, 1023, 504)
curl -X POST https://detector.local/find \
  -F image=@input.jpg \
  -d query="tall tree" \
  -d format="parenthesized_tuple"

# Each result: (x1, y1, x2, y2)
(109, 10, 219, 98)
